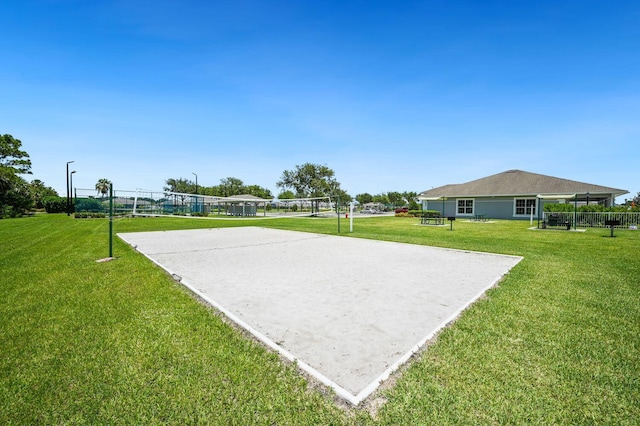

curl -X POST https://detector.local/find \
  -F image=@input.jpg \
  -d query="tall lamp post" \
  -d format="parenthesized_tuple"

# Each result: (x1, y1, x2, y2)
(69, 171, 76, 214)
(66, 160, 74, 216)
(192, 172, 198, 214)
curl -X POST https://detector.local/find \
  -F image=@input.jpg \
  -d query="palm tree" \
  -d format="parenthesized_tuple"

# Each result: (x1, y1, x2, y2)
(95, 178, 112, 198)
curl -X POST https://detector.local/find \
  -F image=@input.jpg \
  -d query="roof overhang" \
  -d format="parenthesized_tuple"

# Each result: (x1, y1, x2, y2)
(417, 196, 447, 201)
(536, 194, 577, 199)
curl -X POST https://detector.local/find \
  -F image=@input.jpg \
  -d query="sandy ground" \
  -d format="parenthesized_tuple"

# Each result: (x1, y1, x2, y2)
(118, 227, 522, 405)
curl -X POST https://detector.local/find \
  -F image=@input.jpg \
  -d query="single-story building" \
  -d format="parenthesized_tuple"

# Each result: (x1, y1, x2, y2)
(418, 170, 628, 220)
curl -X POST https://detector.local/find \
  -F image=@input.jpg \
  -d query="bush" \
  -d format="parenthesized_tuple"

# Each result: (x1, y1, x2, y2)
(74, 212, 106, 219)
(43, 196, 67, 213)
(75, 197, 105, 213)
(544, 203, 634, 213)
(421, 210, 441, 218)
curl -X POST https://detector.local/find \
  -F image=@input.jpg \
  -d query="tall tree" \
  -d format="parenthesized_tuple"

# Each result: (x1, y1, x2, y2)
(0, 134, 33, 217)
(373, 193, 390, 206)
(29, 179, 58, 209)
(356, 193, 373, 206)
(402, 191, 417, 204)
(95, 178, 112, 198)
(164, 178, 194, 194)
(277, 190, 295, 200)
(0, 134, 32, 175)
(277, 163, 343, 213)
(219, 177, 244, 197)
(387, 191, 404, 208)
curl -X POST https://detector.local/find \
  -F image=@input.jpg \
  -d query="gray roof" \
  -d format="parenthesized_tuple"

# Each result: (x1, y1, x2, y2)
(419, 170, 628, 198)
(227, 194, 271, 202)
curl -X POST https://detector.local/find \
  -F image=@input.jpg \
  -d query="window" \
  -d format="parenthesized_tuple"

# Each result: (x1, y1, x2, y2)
(457, 199, 474, 215)
(515, 198, 536, 216)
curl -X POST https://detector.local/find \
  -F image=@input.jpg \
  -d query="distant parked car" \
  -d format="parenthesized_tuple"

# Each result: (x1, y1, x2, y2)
(360, 208, 380, 214)
(394, 207, 408, 213)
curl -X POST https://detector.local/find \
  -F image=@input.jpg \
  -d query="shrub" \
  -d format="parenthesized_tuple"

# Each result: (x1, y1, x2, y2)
(75, 197, 105, 213)
(421, 210, 441, 218)
(74, 212, 106, 219)
(43, 196, 67, 213)
(544, 203, 634, 213)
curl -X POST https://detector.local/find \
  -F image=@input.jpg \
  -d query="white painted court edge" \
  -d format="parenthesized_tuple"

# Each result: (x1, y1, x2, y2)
(118, 227, 523, 406)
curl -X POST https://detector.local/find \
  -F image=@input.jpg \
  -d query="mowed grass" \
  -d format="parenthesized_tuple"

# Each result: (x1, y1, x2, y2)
(1, 214, 638, 424)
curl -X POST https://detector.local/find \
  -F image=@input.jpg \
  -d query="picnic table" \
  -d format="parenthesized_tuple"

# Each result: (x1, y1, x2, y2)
(421, 215, 444, 225)
(473, 214, 487, 222)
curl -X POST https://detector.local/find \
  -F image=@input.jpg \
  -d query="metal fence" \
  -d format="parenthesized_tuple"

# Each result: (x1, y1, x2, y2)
(74, 189, 234, 216)
(74, 189, 138, 215)
(543, 211, 640, 228)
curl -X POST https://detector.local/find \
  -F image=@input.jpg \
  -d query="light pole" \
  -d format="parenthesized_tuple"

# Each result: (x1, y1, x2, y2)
(192, 172, 198, 214)
(66, 160, 74, 216)
(70, 171, 76, 214)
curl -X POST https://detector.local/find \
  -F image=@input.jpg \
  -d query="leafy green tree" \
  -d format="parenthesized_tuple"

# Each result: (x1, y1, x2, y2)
(332, 188, 352, 212)
(95, 178, 112, 198)
(403, 191, 419, 210)
(277, 190, 295, 200)
(0, 173, 33, 217)
(163, 177, 195, 207)
(202, 185, 223, 197)
(402, 191, 417, 203)
(373, 193, 390, 206)
(1, 134, 32, 175)
(219, 177, 244, 197)
(164, 178, 194, 194)
(387, 191, 404, 208)
(1, 134, 33, 217)
(356, 193, 373, 206)
(277, 163, 344, 213)
(30, 179, 58, 209)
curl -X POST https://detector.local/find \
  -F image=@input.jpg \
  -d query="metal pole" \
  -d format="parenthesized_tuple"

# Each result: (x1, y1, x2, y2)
(337, 196, 340, 233)
(70, 171, 76, 215)
(66, 160, 74, 215)
(192, 173, 198, 214)
(109, 183, 113, 258)
(349, 202, 354, 232)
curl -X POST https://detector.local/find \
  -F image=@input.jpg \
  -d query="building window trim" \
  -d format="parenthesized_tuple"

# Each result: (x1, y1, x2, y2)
(514, 198, 537, 216)
(457, 198, 474, 216)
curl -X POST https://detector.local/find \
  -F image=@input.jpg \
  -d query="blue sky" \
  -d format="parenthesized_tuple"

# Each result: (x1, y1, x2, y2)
(2, 0, 639, 201)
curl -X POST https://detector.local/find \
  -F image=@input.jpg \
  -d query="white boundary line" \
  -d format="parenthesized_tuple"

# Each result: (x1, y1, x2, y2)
(352, 269, 518, 404)
(118, 232, 522, 406)
(120, 236, 360, 405)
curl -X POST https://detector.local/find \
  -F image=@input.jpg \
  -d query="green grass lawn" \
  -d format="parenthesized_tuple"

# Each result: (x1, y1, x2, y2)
(1, 214, 638, 424)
